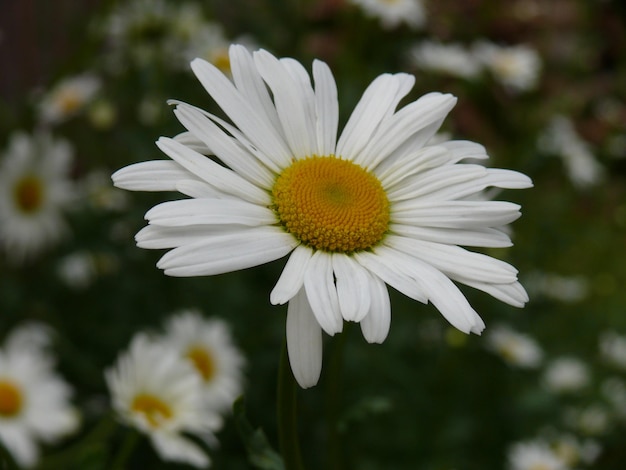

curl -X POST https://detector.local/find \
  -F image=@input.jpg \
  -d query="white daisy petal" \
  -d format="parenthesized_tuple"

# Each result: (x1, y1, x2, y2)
(175, 180, 224, 199)
(152, 433, 210, 468)
(336, 73, 414, 160)
(463, 279, 529, 307)
(190, 57, 292, 168)
(253, 51, 316, 158)
(286, 288, 323, 388)
(360, 273, 391, 343)
(391, 200, 522, 229)
(332, 253, 372, 322)
(303, 251, 343, 335)
(376, 145, 450, 187)
(390, 223, 512, 248)
(157, 227, 298, 277)
(271, 245, 314, 305)
(173, 131, 211, 155)
(356, 92, 457, 169)
(313, 59, 339, 156)
(353, 250, 428, 303)
(229, 45, 285, 139)
(387, 235, 519, 285)
(173, 104, 275, 188)
(145, 198, 276, 227)
(156, 137, 271, 205)
(112, 160, 195, 192)
(439, 140, 489, 163)
(136, 225, 241, 249)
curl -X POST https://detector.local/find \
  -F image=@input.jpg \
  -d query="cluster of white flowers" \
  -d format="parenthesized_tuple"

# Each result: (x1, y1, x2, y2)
(409, 39, 541, 91)
(486, 324, 543, 368)
(538, 115, 605, 189)
(0, 323, 80, 468)
(38, 74, 101, 125)
(507, 434, 601, 470)
(101, 0, 257, 73)
(106, 310, 245, 467)
(599, 331, 626, 369)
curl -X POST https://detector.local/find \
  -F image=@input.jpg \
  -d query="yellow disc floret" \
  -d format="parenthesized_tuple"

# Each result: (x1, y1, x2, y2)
(131, 393, 173, 428)
(186, 345, 216, 382)
(0, 380, 23, 417)
(14, 175, 44, 214)
(272, 156, 389, 253)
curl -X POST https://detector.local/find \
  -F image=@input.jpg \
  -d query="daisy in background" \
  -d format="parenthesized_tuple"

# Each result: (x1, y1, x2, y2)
(162, 310, 245, 412)
(38, 74, 100, 125)
(542, 356, 590, 394)
(538, 115, 605, 189)
(105, 334, 222, 468)
(507, 439, 568, 470)
(473, 41, 541, 92)
(348, 0, 426, 30)
(0, 132, 77, 263)
(486, 324, 543, 368)
(0, 324, 79, 468)
(113, 45, 531, 388)
(409, 40, 482, 80)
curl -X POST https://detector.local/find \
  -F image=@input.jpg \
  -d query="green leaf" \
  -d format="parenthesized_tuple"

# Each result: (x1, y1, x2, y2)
(233, 397, 285, 470)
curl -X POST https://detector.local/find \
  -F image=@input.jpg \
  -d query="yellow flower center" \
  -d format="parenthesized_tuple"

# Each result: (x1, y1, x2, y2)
(131, 393, 173, 428)
(186, 346, 216, 382)
(13, 175, 44, 214)
(58, 90, 82, 114)
(0, 379, 23, 417)
(211, 50, 231, 74)
(272, 156, 389, 253)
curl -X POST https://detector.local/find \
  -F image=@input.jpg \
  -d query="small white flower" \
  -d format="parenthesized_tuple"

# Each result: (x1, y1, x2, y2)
(409, 40, 482, 79)
(564, 405, 610, 436)
(39, 74, 100, 124)
(542, 356, 590, 393)
(57, 251, 98, 289)
(105, 334, 222, 468)
(599, 331, 626, 369)
(507, 440, 568, 470)
(553, 434, 601, 467)
(473, 41, 541, 92)
(0, 325, 79, 468)
(538, 115, 604, 189)
(113, 45, 531, 388)
(0, 132, 76, 262)
(162, 310, 245, 412)
(349, 0, 426, 30)
(524, 271, 589, 303)
(487, 325, 543, 368)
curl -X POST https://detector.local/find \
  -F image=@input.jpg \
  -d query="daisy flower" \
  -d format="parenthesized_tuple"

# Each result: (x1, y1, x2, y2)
(507, 440, 568, 470)
(112, 45, 532, 388)
(39, 74, 100, 125)
(473, 41, 541, 92)
(162, 310, 245, 412)
(0, 325, 79, 468)
(486, 325, 543, 368)
(0, 132, 76, 262)
(105, 334, 222, 468)
(349, 0, 426, 30)
(409, 40, 482, 80)
(542, 357, 590, 394)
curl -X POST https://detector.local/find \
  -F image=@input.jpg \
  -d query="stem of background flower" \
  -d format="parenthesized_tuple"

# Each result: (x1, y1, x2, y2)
(277, 342, 306, 470)
(109, 428, 140, 470)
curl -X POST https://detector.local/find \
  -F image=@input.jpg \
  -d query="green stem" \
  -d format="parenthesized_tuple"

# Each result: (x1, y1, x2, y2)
(277, 343, 305, 470)
(326, 331, 347, 470)
(109, 429, 140, 470)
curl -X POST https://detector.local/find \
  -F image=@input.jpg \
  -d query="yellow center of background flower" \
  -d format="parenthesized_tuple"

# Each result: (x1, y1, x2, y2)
(131, 393, 173, 428)
(0, 380, 23, 417)
(186, 346, 216, 382)
(14, 175, 44, 213)
(272, 156, 389, 253)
